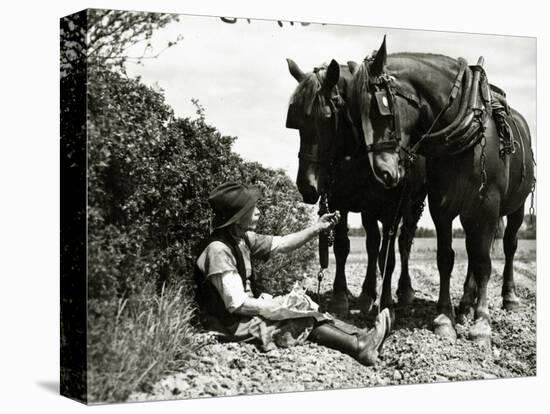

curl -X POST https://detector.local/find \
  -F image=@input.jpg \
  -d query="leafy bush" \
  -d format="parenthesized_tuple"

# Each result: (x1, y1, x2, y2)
(241, 164, 316, 295)
(88, 69, 315, 300)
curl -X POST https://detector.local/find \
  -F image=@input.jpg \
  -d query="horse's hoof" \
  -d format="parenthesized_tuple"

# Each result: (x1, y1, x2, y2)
(328, 292, 349, 316)
(397, 287, 415, 305)
(503, 296, 521, 312)
(456, 304, 473, 325)
(357, 293, 375, 316)
(468, 318, 492, 347)
(434, 314, 457, 342)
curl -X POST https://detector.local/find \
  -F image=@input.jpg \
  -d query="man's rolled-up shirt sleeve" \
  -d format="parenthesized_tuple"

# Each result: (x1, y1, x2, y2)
(245, 232, 282, 261)
(208, 271, 248, 313)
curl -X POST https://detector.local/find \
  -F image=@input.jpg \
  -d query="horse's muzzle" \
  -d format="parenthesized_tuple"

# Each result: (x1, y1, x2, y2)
(298, 183, 320, 204)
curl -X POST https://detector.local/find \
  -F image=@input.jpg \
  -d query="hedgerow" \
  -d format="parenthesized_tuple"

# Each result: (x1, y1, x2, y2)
(87, 70, 315, 301)
(84, 61, 315, 402)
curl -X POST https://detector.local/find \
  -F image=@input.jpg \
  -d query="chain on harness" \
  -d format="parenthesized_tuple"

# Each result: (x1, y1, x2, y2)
(468, 57, 491, 198)
(478, 126, 488, 196)
(529, 176, 536, 227)
(317, 192, 334, 301)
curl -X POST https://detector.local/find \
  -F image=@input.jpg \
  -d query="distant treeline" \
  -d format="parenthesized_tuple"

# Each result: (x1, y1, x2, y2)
(347, 215, 536, 240)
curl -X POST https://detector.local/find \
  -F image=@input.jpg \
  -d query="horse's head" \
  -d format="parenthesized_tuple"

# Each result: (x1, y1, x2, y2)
(286, 59, 344, 204)
(349, 37, 422, 189)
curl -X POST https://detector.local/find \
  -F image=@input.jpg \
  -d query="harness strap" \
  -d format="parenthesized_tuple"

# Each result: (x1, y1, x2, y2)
(450, 61, 468, 100)
(364, 73, 403, 154)
(366, 140, 399, 153)
(509, 116, 526, 182)
(418, 58, 471, 141)
(298, 145, 332, 165)
(394, 88, 421, 108)
(391, 86, 403, 148)
(375, 178, 409, 314)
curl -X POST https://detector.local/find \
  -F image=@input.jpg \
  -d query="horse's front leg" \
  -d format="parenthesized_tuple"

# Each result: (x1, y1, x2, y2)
(431, 205, 457, 342)
(396, 224, 414, 305)
(396, 198, 424, 305)
(358, 211, 380, 315)
(328, 211, 350, 316)
(378, 221, 397, 310)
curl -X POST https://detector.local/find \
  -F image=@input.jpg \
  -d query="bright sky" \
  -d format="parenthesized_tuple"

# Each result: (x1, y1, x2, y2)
(125, 13, 536, 228)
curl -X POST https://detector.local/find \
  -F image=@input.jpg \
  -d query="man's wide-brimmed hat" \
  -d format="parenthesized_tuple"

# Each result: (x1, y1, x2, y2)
(208, 182, 261, 229)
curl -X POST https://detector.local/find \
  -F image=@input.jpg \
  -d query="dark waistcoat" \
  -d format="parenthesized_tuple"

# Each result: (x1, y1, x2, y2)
(194, 230, 256, 335)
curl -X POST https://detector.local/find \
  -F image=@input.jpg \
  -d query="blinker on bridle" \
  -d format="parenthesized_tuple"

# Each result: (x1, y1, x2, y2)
(363, 60, 420, 164)
(365, 70, 402, 154)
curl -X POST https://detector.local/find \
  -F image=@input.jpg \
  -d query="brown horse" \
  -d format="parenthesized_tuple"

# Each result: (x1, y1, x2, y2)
(347, 37, 535, 346)
(286, 58, 427, 315)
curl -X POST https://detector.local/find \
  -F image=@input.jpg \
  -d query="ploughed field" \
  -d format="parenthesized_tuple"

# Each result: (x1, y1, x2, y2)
(129, 237, 536, 401)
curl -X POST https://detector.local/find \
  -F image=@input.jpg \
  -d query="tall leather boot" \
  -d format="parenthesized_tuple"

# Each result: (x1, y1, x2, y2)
(308, 308, 392, 366)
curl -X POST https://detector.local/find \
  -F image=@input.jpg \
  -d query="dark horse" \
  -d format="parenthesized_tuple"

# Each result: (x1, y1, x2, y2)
(348, 38, 535, 345)
(286, 58, 427, 315)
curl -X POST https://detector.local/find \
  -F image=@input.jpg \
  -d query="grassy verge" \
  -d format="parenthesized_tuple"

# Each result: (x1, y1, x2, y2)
(88, 284, 198, 403)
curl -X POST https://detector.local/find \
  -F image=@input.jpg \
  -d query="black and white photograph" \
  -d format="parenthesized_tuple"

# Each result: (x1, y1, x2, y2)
(5, 1, 550, 412)
(58, 6, 540, 405)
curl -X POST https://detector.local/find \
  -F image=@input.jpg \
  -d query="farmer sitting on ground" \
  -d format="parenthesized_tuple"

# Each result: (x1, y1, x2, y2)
(195, 181, 392, 366)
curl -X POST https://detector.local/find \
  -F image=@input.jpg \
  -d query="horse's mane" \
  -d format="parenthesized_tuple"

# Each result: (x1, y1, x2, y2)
(288, 64, 328, 116)
(349, 62, 370, 113)
(389, 52, 458, 71)
(390, 52, 455, 62)
(350, 52, 460, 102)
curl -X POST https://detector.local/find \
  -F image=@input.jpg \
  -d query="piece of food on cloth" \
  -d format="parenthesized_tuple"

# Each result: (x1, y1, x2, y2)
(261, 282, 333, 322)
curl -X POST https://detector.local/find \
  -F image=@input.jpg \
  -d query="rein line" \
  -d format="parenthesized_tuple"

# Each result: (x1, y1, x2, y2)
(375, 177, 409, 314)
(409, 58, 469, 156)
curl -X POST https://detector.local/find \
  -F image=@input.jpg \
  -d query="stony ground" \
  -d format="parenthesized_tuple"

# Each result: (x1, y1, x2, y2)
(129, 238, 536, 402)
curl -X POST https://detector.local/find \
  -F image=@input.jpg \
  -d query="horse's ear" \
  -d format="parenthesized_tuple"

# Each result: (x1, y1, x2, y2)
(369, 35, 387, 76)
(347, 61, 359, 75)
(287, 58, 306, 83)
(323, 59, 340, 91)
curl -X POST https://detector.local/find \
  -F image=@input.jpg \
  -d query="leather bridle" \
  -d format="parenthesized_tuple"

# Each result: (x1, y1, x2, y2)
(362, 61, 421, 167)
(297, 67, 346, 171)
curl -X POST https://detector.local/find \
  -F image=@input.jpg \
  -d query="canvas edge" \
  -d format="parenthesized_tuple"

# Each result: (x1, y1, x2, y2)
(60, 8, 88, 405)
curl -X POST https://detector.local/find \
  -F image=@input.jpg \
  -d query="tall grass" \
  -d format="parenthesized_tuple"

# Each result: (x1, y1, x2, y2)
(88, 284, 198, 403)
